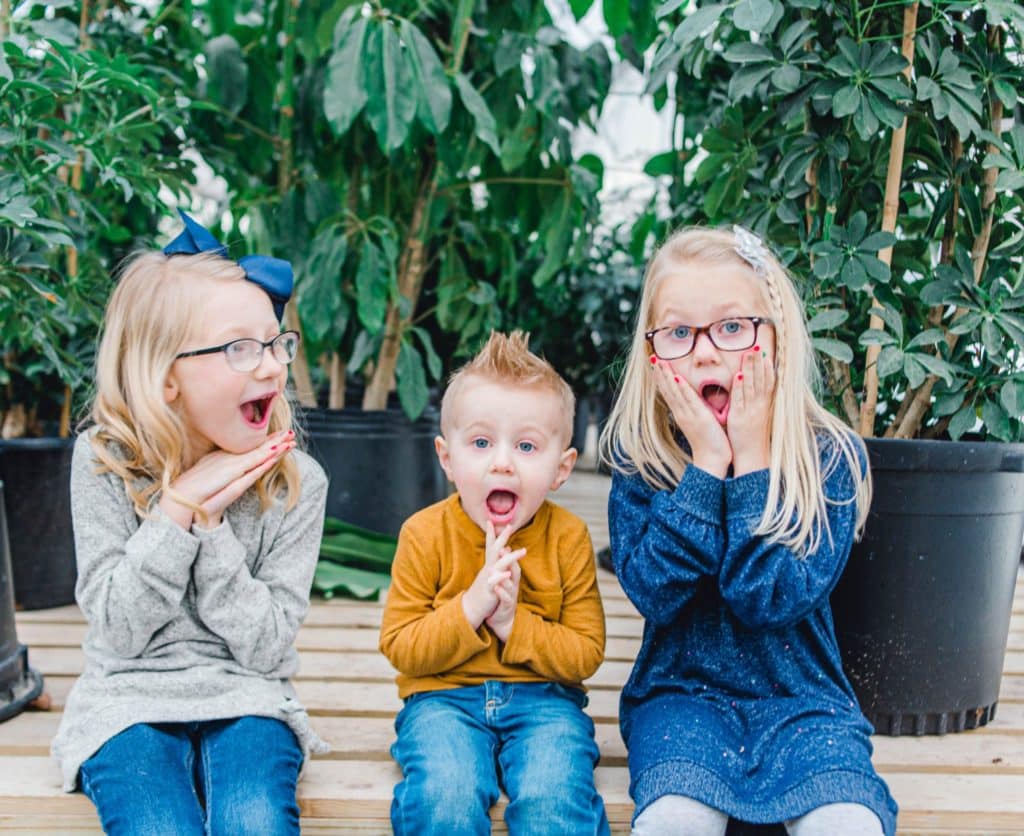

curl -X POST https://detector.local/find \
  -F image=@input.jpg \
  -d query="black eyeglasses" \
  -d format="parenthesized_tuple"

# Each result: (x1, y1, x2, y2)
(175, 331, 301, 373)
(645, 317, 773, 360)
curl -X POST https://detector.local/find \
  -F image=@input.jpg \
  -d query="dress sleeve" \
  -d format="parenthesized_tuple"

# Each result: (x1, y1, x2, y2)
(190, 459, 327, 673)
(718, 441, 863, 629)
(608, 465, 726, 626)
(378, 524, 492, 677)
(500, 522, 605, 683)
(71, 435, 200, 658)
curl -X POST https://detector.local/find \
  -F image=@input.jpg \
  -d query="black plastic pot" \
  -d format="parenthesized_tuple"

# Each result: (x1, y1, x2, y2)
(831, 438, 1024, 736)
(0, 481, 44, 723)
(302, 407, 449, 537)
(0, 437, 77, 610)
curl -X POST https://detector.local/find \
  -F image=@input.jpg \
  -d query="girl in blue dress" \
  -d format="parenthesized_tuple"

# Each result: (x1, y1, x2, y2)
(600, 226, 897, 835)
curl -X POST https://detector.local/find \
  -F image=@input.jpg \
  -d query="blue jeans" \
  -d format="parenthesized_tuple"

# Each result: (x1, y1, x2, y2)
(79, 716, 302, 835)
(391, 681, 610, 836)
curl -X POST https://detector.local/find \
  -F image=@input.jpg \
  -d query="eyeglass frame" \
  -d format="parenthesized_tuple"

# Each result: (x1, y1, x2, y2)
(174, 330, 301, 372)
(644, 316, 774, 360)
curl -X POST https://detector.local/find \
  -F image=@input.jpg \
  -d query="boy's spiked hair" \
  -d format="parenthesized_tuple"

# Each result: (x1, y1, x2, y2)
(440, 330, 575, 444)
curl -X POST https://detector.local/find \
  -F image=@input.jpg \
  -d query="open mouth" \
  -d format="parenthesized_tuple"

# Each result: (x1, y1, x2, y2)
(240, 394, 276, 429)
(700, 383, 731, 424)
(486, 489, 518, 524)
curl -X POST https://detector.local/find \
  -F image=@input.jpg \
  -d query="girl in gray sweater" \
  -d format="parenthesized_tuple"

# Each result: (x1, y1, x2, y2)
(52, 212, 328, 835)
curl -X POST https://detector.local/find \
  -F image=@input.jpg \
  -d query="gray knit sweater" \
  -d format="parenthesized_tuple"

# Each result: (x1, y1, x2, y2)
(52, 431, 330, 791)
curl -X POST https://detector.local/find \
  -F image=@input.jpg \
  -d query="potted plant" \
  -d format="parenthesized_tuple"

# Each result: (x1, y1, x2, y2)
(0, 2, 196, 607)
(623, 0, 1024, 734)
(514, 222, 643, 460)
(179, 0, 618, 534)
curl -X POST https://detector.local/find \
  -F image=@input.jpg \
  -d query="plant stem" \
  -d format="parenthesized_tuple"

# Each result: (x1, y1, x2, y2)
(275, 0, 316, 407)
(860, 1, 917, 438)
(362, 163, 437, 410)
(894, 28, 1004, 439)
(1, 0, 10, 38)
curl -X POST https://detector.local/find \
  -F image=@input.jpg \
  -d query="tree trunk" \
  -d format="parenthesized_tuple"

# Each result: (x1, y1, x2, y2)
(893, 58, 1003, 439)
(362, 167, 435, 410)
(860, 1, 917, 438)
(276, 0, 316, 407)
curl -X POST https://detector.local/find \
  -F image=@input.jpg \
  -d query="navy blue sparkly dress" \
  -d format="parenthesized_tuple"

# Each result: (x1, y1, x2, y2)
(608, 439, 897, 833)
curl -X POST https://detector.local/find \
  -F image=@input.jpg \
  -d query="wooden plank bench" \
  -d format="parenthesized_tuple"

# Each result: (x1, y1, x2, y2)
(2, 470, 1023, 833)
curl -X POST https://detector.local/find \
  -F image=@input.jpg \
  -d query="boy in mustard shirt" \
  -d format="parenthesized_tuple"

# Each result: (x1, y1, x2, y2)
(380, 330, 609, 836)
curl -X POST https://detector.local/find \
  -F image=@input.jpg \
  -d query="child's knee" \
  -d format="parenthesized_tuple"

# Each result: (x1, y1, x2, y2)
(392, 772, 494, 836)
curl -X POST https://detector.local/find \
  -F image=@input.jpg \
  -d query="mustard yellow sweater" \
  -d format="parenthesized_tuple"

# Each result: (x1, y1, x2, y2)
(379, 494, 606, 699)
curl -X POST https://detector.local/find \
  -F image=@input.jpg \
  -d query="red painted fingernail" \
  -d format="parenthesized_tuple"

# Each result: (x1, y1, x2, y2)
(287, 429, 295, 437)
(649, 355, 657, 365)
(270, 444, 279, 451)
(737, 374, 744, 381)
(754, 345, 760, 352)
(673, 376, 680, 383)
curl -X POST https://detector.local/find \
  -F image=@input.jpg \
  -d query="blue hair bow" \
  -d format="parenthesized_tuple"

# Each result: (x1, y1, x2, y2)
(162, 209, 293, 321)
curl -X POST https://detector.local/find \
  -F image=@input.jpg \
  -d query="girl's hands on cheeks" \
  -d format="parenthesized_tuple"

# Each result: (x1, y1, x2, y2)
(462, 521, 525, 629)
(652, 360, 731, 478)
(727, 348, 775, 476)
(159, 429, 296, 530)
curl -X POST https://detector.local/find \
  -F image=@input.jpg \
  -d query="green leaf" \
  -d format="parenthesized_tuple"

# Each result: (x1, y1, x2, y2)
(732, 0, 774, 32)
(364, 21, 418, 152)
(671, 4, 726, 48)
(832, 85, 861, 118)
(771, 64, 801, 93)
(807, 309, 848, 333)
(858, 328, 896, 346)
(604, 0, 630, 37)
(812, 337, 853, 363)
(355, 240, 388, 332)
(643, 151, 678, 177)
(396, 339, 429, 420)
(912, 352, 955, 385)
(400, 20, 451, 135)
(312, 561, 391, 601)
(411, 326, 442, 381)
(905, 328, 944, 349)
(876, 346, 903, 377)
(948, 404, 977, 440)
(500, 106, 538, 173)
(981, 399, 1012, 441)
(202, 35, 248, 116)
(324, 13, 369, 136)
(533, 189, 574, 286)
(570, 0, 597, 19)
(455, 74, 501, 157)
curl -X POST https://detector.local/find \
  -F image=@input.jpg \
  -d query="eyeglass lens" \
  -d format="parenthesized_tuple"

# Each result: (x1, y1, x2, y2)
(225, 333, 299, 371)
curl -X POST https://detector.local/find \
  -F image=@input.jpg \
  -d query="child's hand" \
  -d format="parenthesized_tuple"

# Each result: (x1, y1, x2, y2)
(653, 361, 732, 478)
(462, 522, 526, 629)
(727, 349, 775, 476)
(485, 551, 521, 642)
(159, 430, 295, 530)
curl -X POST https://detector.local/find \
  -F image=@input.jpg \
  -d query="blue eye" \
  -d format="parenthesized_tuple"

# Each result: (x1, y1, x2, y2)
(669, 325, 692, 340)
(720, 319, 743, 335)
(472, 438, 489, 449)
(518, 441, 536, 453)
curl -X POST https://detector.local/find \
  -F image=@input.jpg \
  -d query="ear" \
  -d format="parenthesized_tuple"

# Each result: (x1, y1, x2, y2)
(163, 371, 180, 404)
(434, 435, 454, 482)
(549, 446, 578, 492)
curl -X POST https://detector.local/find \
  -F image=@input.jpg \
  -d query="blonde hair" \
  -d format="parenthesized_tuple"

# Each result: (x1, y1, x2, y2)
(599, 226, 871, 555)
(87, 250, 300, 519)
(440, 330, 576, 445)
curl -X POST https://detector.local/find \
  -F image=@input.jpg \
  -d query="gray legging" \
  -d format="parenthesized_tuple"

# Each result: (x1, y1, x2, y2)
(632, 795, 884, 836)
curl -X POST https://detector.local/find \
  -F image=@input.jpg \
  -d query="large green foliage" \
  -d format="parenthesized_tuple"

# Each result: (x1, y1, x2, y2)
(0, 4, 195, 436)
(631, 0, 1024, 440)
(169, 0, 615, 418)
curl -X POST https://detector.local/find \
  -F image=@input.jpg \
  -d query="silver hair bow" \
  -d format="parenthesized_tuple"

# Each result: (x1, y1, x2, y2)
(733, 225, 769, 277)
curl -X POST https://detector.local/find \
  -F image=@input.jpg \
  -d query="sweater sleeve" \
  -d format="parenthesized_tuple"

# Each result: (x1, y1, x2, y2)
(500, 521, 605, 684)
(71, 435, 200, 658)
(190, 457, 327, 674)
(608, 464, 726, 626)
(718, 440, 864, 630)
(379, 523, 492, 677)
